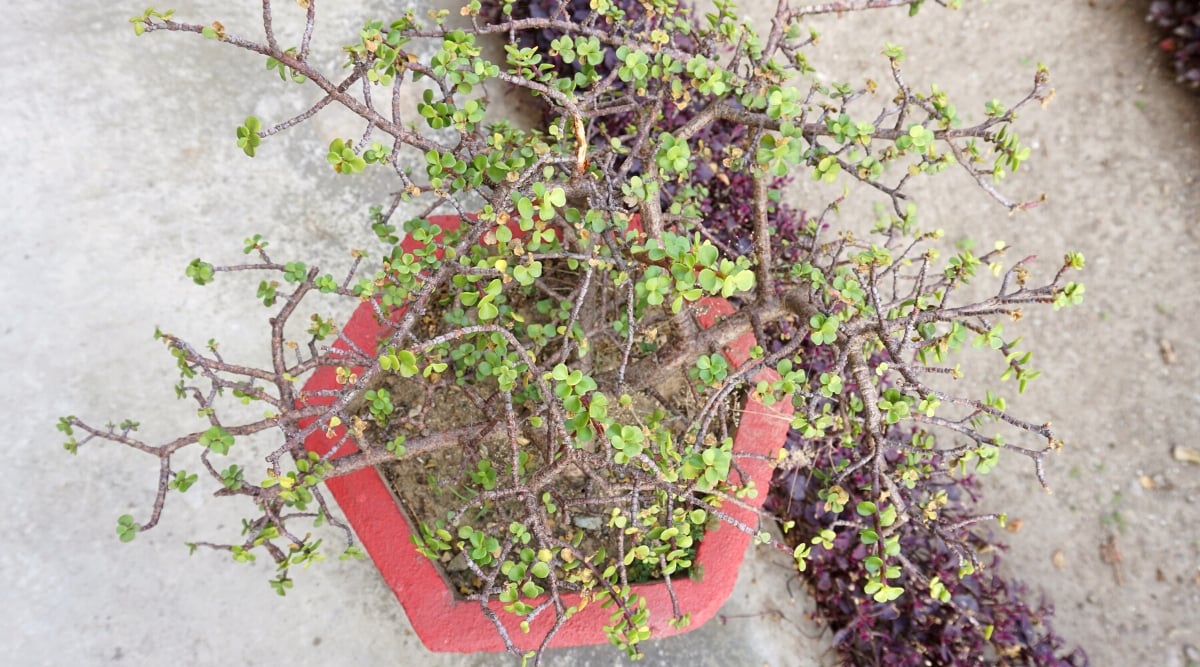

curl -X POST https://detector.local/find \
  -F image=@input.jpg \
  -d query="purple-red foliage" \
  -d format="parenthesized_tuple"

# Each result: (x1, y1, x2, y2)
(1148, 1, 1200, 88)
(767, 437, 1088, 666)
(481, 0, 651, 79)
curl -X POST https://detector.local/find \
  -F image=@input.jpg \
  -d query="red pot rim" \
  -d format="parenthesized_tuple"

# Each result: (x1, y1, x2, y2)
(300, 214, 792, 651)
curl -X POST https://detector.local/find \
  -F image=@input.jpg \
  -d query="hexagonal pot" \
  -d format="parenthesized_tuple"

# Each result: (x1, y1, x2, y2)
(299, 214, 792, 652)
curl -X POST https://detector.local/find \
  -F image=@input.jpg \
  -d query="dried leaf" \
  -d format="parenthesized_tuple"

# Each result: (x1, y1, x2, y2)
(1005, 518, 1024, 533)
(1173, 445, 1200, 464)
(1160, 339, 1177, 365)
(1100, 535, 1124, 586)
(1099, 536, 1122, 565)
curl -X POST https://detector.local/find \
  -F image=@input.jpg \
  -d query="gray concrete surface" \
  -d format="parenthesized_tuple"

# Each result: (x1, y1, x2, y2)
(1, 1, 826, 665)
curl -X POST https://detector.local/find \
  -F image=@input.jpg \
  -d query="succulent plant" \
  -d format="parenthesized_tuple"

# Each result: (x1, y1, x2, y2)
(768, 441, 1089, 666)
(67, 2, 1091, 665)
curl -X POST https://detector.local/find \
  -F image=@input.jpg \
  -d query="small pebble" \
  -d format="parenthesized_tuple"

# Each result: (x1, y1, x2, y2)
(573, 516, 602, 531)
(446, 552, 469, 572)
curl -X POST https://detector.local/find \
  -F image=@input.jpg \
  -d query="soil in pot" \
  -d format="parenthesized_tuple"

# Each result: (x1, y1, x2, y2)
(352, 253, 751, 600)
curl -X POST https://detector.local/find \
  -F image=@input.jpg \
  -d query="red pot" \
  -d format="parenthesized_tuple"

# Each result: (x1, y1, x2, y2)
(300, 214, 792, 651)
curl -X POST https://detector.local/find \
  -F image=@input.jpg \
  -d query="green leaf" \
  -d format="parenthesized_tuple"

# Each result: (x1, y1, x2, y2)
(809, 313, 839, 345)
(521, 581, 543, 598)
(1053, 282, 1085, 310)
(396, 350, 419, 377)
(314, 274, 337, 293)
(882, 43, 905, 61)
(327, 138, 366, 174)
(199, 425, 234, 455)
(185, 259, 215, 285)
(516, 197, 534, 221)
(116, 514, 139, 542)
(220, 465, 244, 491)
(256, 281, 277, 306)
(169, 469, 198, 493)
(236, 117, 262, 157)
(731, 269, 755, 293)
(283, 261, 307, 283)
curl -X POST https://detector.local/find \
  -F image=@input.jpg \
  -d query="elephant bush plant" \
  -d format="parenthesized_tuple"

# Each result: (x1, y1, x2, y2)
(61, 0, 1087, 663)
